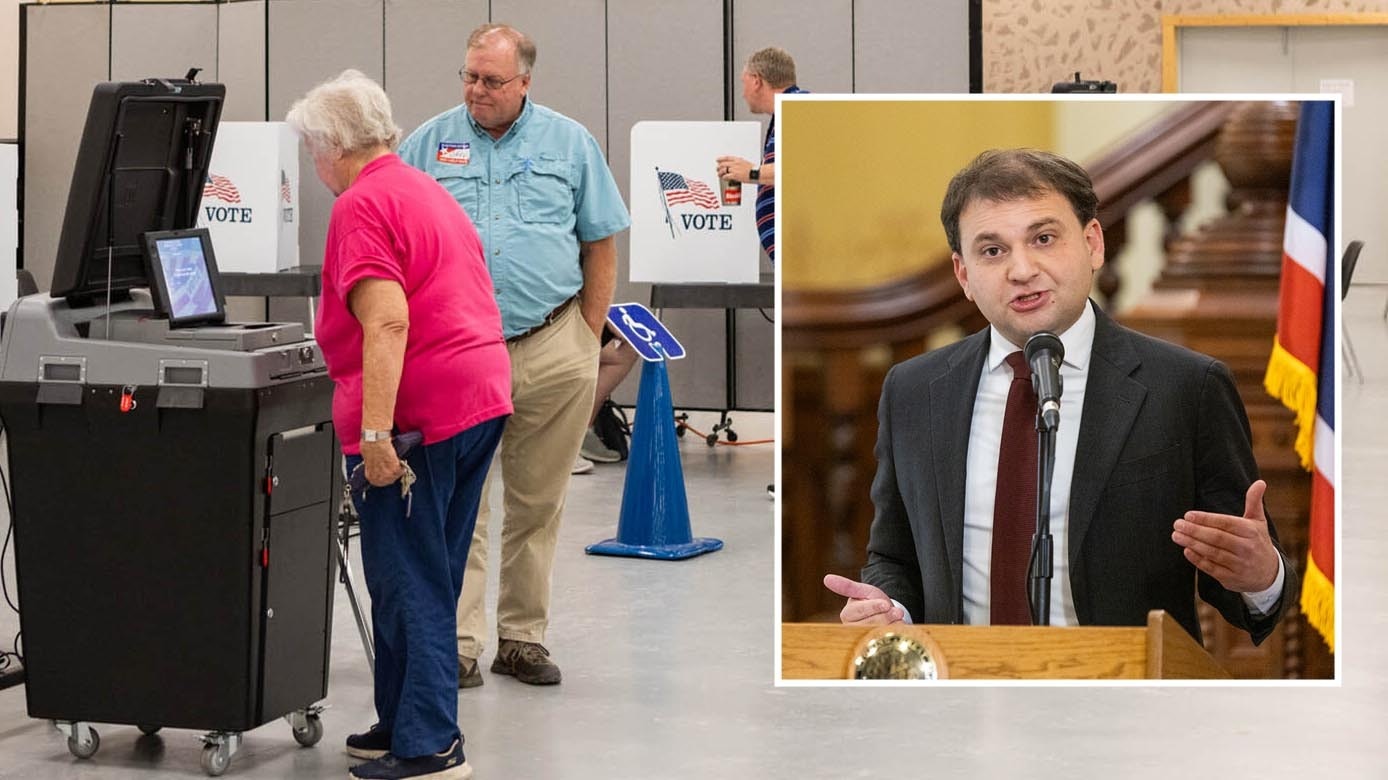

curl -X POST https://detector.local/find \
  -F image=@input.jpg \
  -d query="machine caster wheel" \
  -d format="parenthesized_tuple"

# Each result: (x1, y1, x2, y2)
(201, 743, 231, 776)
(705, 433, 717, 447)
(292, 714, 324, 747)
(726, 430, 738, 442)
(67, 728, 100, 759)
(137, 724, 161, 736)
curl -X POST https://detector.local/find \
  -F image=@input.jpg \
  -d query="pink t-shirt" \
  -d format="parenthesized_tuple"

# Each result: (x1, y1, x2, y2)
(317, 154, 512, 455)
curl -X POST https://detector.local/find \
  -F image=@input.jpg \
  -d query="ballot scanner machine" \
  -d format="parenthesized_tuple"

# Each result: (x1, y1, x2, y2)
(0, 78, 339, 776)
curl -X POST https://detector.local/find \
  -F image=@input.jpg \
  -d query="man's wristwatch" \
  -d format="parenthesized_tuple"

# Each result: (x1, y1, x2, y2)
(749, 166, 760, 181)
(362, 429, 391, 443)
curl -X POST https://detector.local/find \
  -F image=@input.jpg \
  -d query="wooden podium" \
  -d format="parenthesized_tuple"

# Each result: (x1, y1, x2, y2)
(782, 610, 1230, 680)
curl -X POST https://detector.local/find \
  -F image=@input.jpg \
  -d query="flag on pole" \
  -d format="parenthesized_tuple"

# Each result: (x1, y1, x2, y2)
(1263, 100, 1335, 651)
(203, 173, 242, 204)
(657, 170, 720, 209)
(654, 168, 677, 238)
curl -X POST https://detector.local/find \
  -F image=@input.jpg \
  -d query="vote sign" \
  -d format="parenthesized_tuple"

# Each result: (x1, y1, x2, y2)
(629, 121, 761, 283)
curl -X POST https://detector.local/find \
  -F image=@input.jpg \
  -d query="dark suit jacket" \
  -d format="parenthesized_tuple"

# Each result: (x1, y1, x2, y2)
(862, 303, 1298, 645)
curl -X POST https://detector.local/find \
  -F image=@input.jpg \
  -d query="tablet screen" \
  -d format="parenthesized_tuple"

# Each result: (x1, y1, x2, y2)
(141, 228, 225, 326)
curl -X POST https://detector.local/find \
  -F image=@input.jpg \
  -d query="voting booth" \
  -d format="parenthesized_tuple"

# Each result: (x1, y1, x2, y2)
(629, 121, 761, 284)
(194, 122, 300, 273)
(0, 78, 335, 776)
(626, 122, 771, 437)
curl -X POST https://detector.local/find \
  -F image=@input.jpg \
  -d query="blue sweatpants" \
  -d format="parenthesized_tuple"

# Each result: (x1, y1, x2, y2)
(347, 416, 505, 759)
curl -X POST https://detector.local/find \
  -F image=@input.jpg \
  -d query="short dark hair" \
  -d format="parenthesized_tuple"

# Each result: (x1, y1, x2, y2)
(940, 149, 1099, 254)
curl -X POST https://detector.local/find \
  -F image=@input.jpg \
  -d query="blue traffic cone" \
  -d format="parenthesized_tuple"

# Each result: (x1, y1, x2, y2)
(585, 358, 723, 560)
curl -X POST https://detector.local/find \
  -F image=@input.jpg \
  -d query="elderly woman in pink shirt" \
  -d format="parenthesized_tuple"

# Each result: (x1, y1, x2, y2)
(287, 69, 509, 780)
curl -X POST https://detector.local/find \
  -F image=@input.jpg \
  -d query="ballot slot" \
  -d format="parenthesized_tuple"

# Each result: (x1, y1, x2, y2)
(158, 358, 209, 387)
(38, 355, 86, 383)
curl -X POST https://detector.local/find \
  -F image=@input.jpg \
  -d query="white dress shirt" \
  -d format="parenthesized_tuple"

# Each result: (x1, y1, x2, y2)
(958, 306, 1095, 626)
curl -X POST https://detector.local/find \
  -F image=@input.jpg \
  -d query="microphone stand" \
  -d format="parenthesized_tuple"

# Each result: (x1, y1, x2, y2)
(1028, 413, 1058, 625)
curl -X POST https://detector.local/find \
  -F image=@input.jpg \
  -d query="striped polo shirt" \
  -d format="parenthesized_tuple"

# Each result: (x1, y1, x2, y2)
(754, 84, 806, 263)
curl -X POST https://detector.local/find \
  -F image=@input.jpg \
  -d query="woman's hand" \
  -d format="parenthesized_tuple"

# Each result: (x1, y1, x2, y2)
(362, 438, 406, 487)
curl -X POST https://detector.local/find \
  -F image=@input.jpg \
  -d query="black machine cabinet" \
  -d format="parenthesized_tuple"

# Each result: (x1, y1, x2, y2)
(0, 75, 339, 775)
(0, 378, 339, 732)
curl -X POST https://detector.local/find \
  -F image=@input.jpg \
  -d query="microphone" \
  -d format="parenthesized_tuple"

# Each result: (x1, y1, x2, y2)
(1024, 332, 1064, 431)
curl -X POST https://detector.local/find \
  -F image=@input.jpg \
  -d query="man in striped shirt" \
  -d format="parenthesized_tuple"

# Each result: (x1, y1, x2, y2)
(716, 46, 806, 263)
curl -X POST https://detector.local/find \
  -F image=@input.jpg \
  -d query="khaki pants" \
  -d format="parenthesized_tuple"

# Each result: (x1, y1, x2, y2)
(456, 300, 599, 657)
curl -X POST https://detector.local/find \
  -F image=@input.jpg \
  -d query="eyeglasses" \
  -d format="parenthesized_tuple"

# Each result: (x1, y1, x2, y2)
(458, 69, 526, 90)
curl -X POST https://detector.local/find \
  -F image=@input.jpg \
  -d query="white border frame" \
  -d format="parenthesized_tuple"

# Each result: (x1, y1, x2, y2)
(773, 92, 1343, 688)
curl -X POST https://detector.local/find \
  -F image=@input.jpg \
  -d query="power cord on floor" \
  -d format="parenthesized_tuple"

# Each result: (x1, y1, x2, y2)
(674, 421, 773, 446)
(613, 408, 772, 447)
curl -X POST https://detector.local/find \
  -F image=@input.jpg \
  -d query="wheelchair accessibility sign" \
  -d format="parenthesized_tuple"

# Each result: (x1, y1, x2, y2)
(606, 302, 686, 362)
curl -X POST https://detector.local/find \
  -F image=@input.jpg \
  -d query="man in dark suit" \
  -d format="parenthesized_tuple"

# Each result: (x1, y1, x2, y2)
(824, 149, 1298, 644)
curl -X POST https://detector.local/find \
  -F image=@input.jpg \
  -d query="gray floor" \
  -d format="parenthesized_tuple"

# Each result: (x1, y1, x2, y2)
(1, 301, 1387, 779)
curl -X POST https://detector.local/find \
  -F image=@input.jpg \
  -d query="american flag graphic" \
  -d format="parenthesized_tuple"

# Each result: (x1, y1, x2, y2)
(657, 171, 719, 210)
(203, 174, 242, 204)
(280, 170, 292, 204)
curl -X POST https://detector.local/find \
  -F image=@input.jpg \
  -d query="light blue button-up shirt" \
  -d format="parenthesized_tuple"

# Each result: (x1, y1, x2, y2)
(399, 99, 630, 338)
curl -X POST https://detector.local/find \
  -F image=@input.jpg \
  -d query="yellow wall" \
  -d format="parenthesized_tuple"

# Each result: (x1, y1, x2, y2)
(781, 100, 1053, 290)
(1053, 101, 1173, 163)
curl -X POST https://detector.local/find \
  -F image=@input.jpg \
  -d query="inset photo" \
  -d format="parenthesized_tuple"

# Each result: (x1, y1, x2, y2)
(777, 96, 1338, 683)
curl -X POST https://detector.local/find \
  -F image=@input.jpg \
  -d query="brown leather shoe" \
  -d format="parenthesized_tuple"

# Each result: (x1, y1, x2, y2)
(490, 639, 562, 685)
(457, 655, 483, 688)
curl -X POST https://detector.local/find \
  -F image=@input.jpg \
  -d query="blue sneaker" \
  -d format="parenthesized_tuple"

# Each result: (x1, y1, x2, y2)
(345, 724, 391, 760)
(347, 738, 471, 780)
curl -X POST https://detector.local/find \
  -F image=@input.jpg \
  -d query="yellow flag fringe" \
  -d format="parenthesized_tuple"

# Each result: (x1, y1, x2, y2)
(1262, 338, 1317, 472)
(1300, 554, 1335, 653)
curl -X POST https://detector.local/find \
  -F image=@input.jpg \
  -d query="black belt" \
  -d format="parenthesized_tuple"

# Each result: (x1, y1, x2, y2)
(506, 297, 575, 343)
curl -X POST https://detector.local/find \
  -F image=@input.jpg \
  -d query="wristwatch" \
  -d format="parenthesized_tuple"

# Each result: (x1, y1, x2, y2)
(361, 428, 391, 443)
(749, 166, 760, 181)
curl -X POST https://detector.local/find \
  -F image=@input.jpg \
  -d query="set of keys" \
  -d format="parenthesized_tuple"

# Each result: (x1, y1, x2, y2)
(396, 462, 417, 517)
(349, 458, 418, 517)
(346, 430, 424, 517)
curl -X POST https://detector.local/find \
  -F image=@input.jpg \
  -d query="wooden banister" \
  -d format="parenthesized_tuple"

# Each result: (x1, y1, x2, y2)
(782, 261, 985, 350)
(1089, 102, 1235, 228)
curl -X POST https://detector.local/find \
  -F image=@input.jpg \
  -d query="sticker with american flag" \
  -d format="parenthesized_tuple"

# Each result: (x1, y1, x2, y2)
(280, 170, 292, 204)
(203, 174, 242, 204)
(657, 170, 720, 210)
(437, 142, 470, 165)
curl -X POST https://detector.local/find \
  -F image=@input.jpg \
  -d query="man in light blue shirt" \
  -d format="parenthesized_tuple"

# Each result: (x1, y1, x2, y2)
(398, 23, 630, 690)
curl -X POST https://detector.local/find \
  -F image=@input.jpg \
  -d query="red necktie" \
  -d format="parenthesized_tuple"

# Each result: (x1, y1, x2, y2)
(991, 351, 1037, 625)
